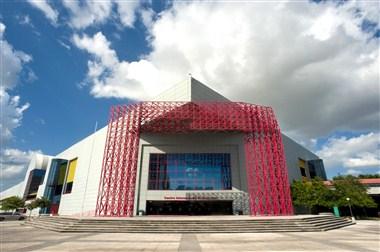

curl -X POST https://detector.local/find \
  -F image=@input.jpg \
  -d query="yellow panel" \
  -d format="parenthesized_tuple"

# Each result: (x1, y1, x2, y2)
(298, 158, 306, 168)
(57, 163, 67, 185)
(66, 158, 77, 183)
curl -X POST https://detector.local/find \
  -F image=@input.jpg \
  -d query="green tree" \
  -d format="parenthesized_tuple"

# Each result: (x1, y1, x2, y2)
(332, 175, 377, 208)
(25, 197, 50, 218)
(357, 174, 380, 179)
(0, 196, 25, 212)
(25, 201, 39, 218)
(35, 197, 50, 209)
(291, 177, 333, 213)
(333, 173, 380, 179)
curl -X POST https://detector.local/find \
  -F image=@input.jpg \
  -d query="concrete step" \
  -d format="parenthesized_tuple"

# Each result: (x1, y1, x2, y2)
(26, 216, 354, 233)
(322, 222, 354, 231)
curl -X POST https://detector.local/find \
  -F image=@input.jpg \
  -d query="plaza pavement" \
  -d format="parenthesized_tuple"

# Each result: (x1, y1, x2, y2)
(0, 220, 379, 252)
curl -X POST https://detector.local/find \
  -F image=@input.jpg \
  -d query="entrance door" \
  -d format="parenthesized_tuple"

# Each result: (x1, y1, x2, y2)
(146, 201, 233, 215)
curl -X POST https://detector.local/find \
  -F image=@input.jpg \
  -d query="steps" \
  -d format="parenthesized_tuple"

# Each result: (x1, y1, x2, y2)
(24, 215, 354, 233)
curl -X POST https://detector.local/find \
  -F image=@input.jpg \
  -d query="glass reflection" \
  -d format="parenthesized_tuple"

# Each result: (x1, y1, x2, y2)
(148, 153, 232, 190)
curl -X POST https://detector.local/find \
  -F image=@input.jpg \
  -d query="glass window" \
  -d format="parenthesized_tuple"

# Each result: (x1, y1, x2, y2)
(64, 158, 77, 194)
(148, 153, 232, 190)
(300, 167, 307, 177)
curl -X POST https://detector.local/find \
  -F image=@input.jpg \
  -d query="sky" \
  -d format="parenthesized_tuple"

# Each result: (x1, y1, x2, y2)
(0, 0, 379, 190)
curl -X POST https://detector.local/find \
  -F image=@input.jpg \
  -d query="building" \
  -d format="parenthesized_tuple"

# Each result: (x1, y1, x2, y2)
(0, 78, 326, 217)
(324, 178, 380, 217)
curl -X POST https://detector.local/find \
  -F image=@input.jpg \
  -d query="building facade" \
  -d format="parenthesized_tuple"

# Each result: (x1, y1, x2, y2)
(1, 78, 326, 217)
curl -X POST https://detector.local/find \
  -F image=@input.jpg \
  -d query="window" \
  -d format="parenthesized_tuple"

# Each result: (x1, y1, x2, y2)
(64, 158, 77, 194)
(307, 159, 326, 179)
(300, 167, 307, 177)
(148, 153, 232, 190)
(54, 162, 67, 195)
(26, 169, 46, 199)
(298, 158, 308, 178)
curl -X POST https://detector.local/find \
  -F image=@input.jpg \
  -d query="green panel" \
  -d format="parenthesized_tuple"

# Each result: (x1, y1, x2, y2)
(333, 206, 340, 217)
(57, 163, 67, 185)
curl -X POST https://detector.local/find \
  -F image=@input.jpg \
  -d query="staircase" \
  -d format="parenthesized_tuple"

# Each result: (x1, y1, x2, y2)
(24, 215, 354, 233)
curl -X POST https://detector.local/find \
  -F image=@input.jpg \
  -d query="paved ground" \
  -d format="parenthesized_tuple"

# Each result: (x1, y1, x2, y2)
(0, 220, 379, 252)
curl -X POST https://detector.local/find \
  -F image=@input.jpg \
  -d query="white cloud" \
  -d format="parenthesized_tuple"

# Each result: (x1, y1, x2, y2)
(27, 0, 58, 24)
(1, 24, 32, 90)
(0, 23, 31, 143)
(0, 149, 41, 180)
(317, 132, 380, 171)
(17, 15, 33, 27)
(62, 0, 140, 29)
(62, 0, 112, 29)
(0, 149, 42, 190)
(114, 0, 140, 27)
(0, 90, 30, 144)
(73, 32, 159, 99)
(73, 1, 379, 141)
(57, 39, 71, 50)
(0, 23, 39, 190)
(0, 23, 5, 36)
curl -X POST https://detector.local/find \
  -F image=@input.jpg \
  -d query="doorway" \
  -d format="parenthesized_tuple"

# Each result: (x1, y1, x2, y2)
(146, 200, 233, 215)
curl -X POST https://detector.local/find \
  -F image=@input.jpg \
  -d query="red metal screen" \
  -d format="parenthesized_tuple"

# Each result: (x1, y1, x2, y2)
(95, 101, 293, 216)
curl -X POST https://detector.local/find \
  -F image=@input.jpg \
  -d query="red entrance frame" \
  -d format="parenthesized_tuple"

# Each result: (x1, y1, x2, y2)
(95, 101, 293, 216)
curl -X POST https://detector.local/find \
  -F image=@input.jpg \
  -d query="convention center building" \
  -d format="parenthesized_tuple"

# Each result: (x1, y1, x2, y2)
(0, 78, 326, 217)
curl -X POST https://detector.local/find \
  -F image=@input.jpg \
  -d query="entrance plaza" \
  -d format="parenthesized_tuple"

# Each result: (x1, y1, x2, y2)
(1, 220, 379, 252)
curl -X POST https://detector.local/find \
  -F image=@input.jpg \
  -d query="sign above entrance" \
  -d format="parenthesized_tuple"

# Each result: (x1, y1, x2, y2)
(164, 196, 218, 200)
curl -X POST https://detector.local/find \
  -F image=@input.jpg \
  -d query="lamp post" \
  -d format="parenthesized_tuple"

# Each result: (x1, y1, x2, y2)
(346, 197, 355, 222)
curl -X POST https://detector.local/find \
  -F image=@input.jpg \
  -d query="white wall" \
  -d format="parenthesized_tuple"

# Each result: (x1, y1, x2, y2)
(153, 77, 229, 102)
(154, 79, 191, 101)
(0, 183, 24, 200)
(0, 154, 51, 201)
(55, 126, 107, 216)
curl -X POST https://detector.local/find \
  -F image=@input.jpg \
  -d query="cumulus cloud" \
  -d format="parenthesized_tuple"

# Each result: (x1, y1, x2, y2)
(72, 32, 159, 99)
(62, 0, 112, 29)
(0, 90, 30, 144)
(1, 25, 32, 90)
(0, 22, 38, 190)
(317, 132, 380, 172)
(114, 0, 140, 27)
(62, 0, 140, 29)
(0, 148, 42, 191)
(27, 0, 58, 24)
(73, 1, 379, 141)
(0, 23, 31, 143)
(0, 149, 41, 180)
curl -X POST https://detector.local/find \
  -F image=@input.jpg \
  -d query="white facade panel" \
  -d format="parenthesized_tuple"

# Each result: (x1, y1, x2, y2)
(153, 77, 229, 102)
(190, 78, 229, 102)
(0, 183, 24, 200)
(153, 79, 191, 101)
(56, 126, 107, 216)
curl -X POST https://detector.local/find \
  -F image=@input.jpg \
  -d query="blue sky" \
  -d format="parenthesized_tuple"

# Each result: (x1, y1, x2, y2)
(1, 1, 379, 190)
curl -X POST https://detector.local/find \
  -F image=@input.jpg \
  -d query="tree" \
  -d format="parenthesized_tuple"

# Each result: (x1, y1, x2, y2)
(333, 174, 380, 179)
(0, 196, 25, 212)
(25, 197, 51, 218)
(35, 197, 50, 209)
(25, 201, 39, 218)
(357, 174, 380, 179)
(332, 175, 377, 208)
(291, 177, 333, 213)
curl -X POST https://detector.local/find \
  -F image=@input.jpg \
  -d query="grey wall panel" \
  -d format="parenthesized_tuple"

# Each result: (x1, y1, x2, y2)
(282, 134, 321, 182)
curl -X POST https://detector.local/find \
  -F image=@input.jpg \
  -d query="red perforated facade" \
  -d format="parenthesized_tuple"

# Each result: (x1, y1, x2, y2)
(95, 102, 293, 216)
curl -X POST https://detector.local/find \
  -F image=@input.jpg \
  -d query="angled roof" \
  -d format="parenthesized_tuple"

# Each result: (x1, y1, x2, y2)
(153, 77, 229, 102)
